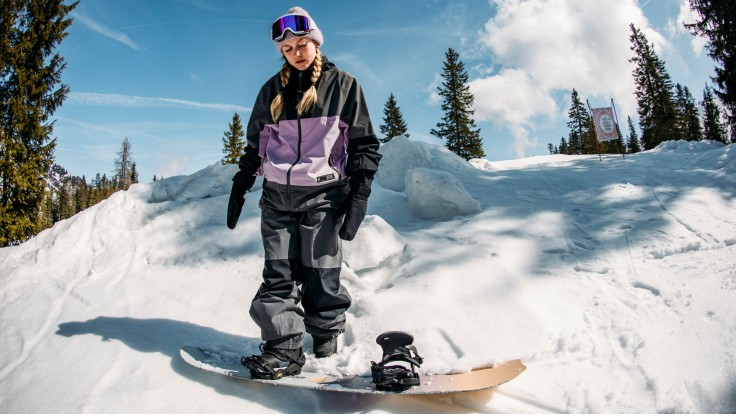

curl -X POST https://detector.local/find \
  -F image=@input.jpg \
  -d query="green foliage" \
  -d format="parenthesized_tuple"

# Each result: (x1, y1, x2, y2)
(626, 116, 642, 154)
(629, 24, 679, 150)
(674, 83, 703, 141)
(701, 84, 728, 143)
(0, 0, 78, 246)
(221, 112, 245, 165)
(565, 89, 596, 155)
(685, 0, 736, 136)
(379, 92, 409, 143)
(431, 48, 485, 161)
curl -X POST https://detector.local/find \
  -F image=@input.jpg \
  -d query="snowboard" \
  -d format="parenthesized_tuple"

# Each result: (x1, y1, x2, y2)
(180, 345, 526, 395)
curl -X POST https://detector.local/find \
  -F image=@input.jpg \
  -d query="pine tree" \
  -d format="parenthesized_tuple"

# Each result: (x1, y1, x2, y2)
(130, 162, 138, 185)
(685, 0, 736, 136)
(379, 92, 409, 142)
(221, 112, 245, 165)
(566, 89, 595, 154)
(629, 24, 679, 150)
(702, 84, 728, 143)
(0, 0, 78, 246)
(559, 137, 569, 155)
(674, 83, 703, 141)
(626, 116, 642, 153)
(430, 48, 485, 160)
(114, 137, 134, 190)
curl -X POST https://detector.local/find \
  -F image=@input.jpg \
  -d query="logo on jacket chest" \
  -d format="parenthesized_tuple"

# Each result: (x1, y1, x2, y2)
(316, 173, 336, 183)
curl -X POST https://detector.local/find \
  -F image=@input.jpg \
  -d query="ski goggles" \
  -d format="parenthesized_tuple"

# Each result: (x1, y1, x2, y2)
(271, 14, 313, 42)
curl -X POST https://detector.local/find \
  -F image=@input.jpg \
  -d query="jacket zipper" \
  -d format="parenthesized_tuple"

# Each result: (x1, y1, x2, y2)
(285, 71, 305, 210)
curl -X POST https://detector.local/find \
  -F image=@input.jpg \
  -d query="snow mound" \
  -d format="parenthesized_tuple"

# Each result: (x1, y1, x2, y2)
(2, 140, 736, 413)
(375, 135, 475, 191)
(651, 139, 725, 153)
(405, 168, 480, 220)
(375, 135, 481, 220)
(468, 158, 499, 171)
(148, 163, 240, 203)
(342, 215, 405, 271)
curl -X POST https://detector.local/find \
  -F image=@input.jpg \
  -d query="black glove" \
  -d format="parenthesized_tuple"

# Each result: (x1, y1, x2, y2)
(338, 185, 371, 241)
(227, 171, 256, 230)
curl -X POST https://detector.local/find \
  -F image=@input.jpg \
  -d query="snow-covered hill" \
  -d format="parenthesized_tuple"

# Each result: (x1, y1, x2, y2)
(1, 137, 735, 413)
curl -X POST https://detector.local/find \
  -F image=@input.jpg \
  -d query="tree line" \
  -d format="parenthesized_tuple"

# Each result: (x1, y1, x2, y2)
(38, 138, 139, 229)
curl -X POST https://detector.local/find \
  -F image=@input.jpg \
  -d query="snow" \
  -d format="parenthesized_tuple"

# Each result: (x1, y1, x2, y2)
(2, 137, 736, 413)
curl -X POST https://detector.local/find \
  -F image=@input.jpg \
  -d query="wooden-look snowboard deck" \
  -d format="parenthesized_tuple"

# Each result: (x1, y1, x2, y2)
(181, 346, 525, 395)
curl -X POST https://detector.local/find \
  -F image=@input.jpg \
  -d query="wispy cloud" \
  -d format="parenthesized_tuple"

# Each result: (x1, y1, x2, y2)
(67, 92, 250, 113)
(72, 12, 141, 51)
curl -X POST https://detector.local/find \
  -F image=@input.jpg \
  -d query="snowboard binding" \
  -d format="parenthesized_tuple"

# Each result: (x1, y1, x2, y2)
(241, 344, 306, 380)
(370, 331, 424, 391)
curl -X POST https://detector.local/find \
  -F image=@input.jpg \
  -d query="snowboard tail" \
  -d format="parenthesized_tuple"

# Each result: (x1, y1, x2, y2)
(180, 345, 525, 395)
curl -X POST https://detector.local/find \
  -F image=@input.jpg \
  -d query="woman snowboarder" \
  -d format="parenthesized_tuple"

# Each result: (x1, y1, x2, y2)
(227, 6, 381, 379)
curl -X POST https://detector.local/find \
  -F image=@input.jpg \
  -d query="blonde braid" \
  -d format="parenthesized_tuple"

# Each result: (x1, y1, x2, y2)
(296, 48, 322, 116)
(269, 61, 291, 122)
(270, 46, 323, 121)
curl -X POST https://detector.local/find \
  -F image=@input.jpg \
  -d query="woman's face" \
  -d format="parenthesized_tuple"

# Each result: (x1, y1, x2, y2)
(281, 37, 317, 71)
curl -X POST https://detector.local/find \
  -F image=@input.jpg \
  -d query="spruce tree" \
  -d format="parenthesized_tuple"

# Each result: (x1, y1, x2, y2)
(76, 177, 87, 212)
(566, 89, 595, 154)
(629, 24, 679, 150)
(559, 137, 569, 155)
(626, 116, 642, 153)
(379, 92, 409, 142)
(221, 112, 245, 165)
(0, 0, 78, 246)
(130, 162, 138, 185)
(702, 84, 728, 143)
(685, 0, 736, 136)
(674, 83, 703, 141)
(114, 137, 134, 190)
(430, 48, 485, 160)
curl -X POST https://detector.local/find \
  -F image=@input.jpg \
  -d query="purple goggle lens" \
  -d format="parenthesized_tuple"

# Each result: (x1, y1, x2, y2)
(271, 15, 312, 41)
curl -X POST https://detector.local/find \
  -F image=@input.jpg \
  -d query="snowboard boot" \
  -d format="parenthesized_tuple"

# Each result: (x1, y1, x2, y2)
(241, 344, 306, 380)
(313, 336, 338, 358)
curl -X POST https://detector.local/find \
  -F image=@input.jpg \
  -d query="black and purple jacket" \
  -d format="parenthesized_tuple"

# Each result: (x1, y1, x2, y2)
(239, 58, 381, 212)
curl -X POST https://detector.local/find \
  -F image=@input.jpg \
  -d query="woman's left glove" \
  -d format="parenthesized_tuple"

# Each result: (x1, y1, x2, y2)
(338, 185, 371, 241)
(227, 171, 256, 230)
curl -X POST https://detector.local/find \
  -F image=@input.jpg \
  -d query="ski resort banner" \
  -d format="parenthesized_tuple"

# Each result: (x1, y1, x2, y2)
(591, 107, 619, 142)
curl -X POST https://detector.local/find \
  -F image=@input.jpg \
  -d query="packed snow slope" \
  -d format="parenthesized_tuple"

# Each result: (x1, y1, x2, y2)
(1, 136, 735, 413)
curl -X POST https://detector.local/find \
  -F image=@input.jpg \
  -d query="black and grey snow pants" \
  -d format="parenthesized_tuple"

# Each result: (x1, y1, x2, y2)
(250, 206, 351, 349)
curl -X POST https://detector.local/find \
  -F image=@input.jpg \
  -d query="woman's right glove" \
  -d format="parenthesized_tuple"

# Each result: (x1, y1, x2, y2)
(227, 171, 256, 230)
(338, 184, 371, 241)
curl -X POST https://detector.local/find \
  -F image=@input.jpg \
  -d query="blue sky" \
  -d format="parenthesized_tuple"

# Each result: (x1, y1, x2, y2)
(54, 0, 716, 183)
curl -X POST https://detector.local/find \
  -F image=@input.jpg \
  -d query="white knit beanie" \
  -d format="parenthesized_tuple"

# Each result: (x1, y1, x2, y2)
(273, 7, 323, 53)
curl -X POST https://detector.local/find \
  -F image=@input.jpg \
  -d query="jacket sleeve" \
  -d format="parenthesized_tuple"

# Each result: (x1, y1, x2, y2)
(240, 78, 278, 176)
(342, 76, 382, 193)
